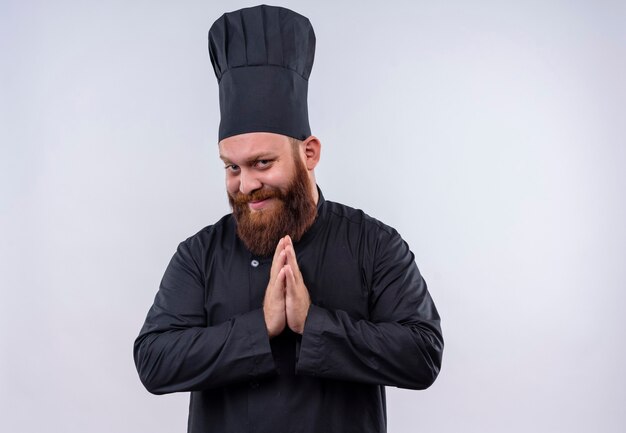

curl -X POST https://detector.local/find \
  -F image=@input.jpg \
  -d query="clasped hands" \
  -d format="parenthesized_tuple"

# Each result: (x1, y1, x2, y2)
(263, 235, 311, 338)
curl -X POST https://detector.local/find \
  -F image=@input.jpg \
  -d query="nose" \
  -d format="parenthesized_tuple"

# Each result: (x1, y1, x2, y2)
(238, 169, 262, 195)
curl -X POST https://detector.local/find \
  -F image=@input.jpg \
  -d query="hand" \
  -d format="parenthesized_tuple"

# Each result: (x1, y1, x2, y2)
(263, 237, 287, 338)
(283, 236, 311, 334)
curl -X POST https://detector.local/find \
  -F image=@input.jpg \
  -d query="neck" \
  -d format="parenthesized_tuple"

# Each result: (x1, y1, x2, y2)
(309, 174, 319, 205)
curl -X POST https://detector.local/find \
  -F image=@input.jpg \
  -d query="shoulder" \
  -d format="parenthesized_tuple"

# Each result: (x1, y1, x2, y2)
(323, 199, 398, 238)
(178, 213, 236, 254)
(321, 199, 407, 262)
(321, 200, 415, 278)
(165, 214, 237, 275)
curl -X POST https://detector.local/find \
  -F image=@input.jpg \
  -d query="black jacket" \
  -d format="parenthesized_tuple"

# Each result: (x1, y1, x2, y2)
(134, 191, 443, 432)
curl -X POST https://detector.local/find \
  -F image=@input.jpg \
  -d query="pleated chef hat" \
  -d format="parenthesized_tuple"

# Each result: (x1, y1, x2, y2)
(208, 5, 316, 142)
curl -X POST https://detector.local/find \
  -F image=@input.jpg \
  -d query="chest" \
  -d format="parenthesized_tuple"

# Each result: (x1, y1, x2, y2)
(203, 243, 370, 325)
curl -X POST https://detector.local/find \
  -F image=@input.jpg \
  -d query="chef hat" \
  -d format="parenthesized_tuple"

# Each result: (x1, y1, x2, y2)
(208, 4, 316, 142)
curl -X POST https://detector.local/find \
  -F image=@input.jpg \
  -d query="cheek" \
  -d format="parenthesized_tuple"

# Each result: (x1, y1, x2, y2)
(265, 166, 294, 189)
(225, 176, 239, 195)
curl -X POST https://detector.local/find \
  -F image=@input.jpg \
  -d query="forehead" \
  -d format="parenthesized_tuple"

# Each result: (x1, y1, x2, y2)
(219, 132, 292, 161)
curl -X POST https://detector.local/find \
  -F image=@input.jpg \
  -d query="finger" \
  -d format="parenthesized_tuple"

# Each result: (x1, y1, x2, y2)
(276, 266, 287, 290)
(284, 265, 296, 295)
(266, 267, 286, 304)
(271, 237, 285, 263)
(284, 265, 308, 301)
(284, 244, 301, 282)
(270, 238, 287, 278)
(274, 265, 287, 292)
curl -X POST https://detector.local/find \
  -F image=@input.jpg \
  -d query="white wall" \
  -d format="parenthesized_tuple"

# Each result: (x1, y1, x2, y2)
(1, 1, 625, 432)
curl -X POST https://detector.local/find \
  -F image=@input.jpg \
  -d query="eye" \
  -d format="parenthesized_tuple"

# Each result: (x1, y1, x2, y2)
(254, 159, 272, 169)
(225, 164, 240, 173)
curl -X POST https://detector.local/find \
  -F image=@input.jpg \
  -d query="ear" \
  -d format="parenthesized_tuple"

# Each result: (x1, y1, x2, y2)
(301, 135, 321, 170)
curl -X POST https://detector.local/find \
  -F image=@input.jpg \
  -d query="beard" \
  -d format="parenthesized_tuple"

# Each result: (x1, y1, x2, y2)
(228, 155, 317, 257)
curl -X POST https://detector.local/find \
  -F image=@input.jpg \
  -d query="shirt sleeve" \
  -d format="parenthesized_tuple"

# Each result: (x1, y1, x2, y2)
(133, 240, 277, 394)
(295, 228, 443, 390)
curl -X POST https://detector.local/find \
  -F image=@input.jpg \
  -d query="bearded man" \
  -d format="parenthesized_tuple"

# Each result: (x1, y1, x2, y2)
(134, 5, 443, 433)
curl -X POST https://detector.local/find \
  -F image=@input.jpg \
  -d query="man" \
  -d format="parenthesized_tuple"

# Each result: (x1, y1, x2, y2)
(134, 5, 443, 433)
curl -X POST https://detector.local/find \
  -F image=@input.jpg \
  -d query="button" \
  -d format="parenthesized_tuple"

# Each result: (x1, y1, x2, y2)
(249, 381, 259, 389)
(250, 260, 259, 267)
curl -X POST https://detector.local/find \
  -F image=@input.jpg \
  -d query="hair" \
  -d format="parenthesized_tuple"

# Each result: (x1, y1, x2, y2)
(289, 137, 302, 152)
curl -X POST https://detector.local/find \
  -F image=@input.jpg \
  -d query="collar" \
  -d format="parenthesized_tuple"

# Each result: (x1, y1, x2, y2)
(291, 185, 325, 251)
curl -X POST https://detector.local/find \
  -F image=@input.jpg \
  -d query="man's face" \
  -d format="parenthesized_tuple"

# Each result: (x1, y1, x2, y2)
(219, 132, 317, 256)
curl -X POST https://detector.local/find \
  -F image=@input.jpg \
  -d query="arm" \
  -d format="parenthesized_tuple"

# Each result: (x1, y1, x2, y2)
(295, 229, 443, 390)
(133, 240, 276, 395)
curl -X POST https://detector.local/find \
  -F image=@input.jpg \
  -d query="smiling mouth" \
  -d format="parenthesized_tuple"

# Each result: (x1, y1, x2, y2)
(248, 198, 273, 211)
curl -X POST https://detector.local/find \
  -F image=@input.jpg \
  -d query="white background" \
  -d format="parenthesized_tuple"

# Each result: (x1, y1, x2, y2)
(2, 0, 625, 432)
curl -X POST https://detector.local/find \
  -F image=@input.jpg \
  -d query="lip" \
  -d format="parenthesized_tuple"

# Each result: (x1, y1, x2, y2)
(248, 198, 272, 211)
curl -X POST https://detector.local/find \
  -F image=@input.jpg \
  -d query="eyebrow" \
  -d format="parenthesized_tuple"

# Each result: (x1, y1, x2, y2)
(219, 153, 276, 164)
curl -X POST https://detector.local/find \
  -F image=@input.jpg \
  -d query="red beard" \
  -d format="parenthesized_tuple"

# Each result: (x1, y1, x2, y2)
(228, 156, 317, 257)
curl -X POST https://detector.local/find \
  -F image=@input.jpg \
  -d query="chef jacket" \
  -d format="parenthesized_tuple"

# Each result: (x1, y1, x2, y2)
(134, 189, 443, 433)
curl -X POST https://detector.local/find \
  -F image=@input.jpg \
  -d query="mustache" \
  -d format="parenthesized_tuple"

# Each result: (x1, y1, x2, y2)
(230, 187, 282, 206)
